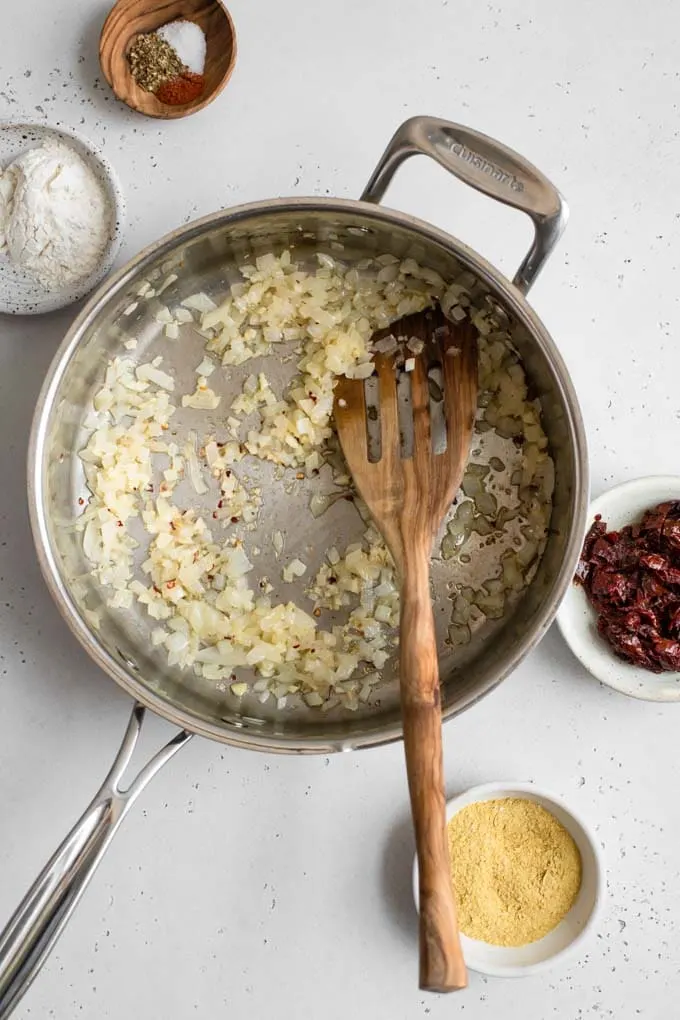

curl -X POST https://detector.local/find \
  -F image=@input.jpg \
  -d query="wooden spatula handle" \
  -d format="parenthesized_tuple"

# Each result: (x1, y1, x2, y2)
(400, 552, 467, 993)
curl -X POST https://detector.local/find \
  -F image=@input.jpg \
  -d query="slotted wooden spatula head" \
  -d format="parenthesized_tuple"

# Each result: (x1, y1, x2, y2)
(335, 303, 478, 994)
(334, 304, 478, 572)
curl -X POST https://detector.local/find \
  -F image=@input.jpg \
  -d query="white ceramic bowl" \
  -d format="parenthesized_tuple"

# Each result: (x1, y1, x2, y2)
(412, 782, 605, 978)
(557, 476, 680, 701)
(0, 121, 125, 315)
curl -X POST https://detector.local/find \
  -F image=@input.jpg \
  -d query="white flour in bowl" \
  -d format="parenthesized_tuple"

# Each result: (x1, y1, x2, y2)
(0, 140, 114, 292)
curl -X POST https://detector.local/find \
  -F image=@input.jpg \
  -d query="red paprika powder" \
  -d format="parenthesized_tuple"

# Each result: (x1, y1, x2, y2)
(157, 71, 205, 105)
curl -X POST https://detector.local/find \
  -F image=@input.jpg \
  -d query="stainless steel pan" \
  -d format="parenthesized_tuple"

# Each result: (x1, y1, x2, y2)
(0, 117, 587, 1016)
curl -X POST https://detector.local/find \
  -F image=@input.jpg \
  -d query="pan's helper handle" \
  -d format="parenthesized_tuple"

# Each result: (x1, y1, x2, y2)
(400, 548, 466, 993)
(361, 116, 568, 295)
(0, 704, 192, 1019)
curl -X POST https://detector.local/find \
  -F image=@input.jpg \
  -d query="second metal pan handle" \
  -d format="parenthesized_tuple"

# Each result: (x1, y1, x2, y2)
(361, 116, 568, 295)
(0, 704, 192, 1019)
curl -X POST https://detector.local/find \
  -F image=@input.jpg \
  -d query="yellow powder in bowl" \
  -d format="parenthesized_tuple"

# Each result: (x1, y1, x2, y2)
(447, 797, 582, 947)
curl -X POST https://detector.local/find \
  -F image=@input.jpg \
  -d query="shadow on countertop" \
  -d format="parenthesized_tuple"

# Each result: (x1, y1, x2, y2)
(381, 811, 418, 943)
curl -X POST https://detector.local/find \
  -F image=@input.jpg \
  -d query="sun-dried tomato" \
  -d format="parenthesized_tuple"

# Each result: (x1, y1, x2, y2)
(577, 501, 680, 672)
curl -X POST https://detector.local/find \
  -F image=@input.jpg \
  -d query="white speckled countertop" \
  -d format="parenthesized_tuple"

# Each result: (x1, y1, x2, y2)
(1, 1, 679, 1017)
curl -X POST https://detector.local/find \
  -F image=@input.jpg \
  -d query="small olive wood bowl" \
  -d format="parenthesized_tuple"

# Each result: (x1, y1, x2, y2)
(100, 0, 236, 119)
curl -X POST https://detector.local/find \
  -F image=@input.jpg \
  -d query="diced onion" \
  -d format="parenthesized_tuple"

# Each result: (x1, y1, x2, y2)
(183, 435, 208, 495)
(78, 247, 552, 712)
(182, 382, 221, 410)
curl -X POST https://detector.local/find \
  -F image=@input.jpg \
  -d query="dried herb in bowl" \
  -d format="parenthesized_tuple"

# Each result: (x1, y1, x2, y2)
(127, 33, 184, 93)
(577, 501, 680, 671)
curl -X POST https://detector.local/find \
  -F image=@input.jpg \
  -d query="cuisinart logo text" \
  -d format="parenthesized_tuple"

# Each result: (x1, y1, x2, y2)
(449, 141, 524, 193)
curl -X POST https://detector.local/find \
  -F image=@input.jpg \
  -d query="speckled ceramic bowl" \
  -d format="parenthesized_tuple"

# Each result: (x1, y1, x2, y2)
(0, 121, 125, 315)
(412, 783, 605, 978)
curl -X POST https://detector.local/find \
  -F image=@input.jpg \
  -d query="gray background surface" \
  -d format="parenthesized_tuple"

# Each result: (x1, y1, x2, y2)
(0, 0, 678, 1016)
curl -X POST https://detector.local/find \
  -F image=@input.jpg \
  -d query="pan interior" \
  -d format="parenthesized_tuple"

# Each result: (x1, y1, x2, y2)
(33, 204, 583, 751)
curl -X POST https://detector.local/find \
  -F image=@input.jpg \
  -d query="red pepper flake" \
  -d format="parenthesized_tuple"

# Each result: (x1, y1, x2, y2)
(78, 497, 85, 506)
(156, 72, 205, 106)
(166, 580, 176, 589)
(117, 521, 123, 527)
(230, 516, 239, 523)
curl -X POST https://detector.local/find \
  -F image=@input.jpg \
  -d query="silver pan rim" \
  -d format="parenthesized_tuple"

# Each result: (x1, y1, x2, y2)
(27, 196, 589, 754)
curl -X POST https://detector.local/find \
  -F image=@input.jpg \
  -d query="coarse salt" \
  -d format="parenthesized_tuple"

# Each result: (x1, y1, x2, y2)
(156, 20, 207, 75)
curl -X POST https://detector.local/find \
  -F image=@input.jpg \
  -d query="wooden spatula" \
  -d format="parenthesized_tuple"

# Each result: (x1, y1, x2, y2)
(334, 304, 478, 992)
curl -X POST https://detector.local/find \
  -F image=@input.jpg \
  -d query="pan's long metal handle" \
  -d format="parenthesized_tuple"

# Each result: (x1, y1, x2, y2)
(0, 703, 192, 1019)
(361, 116, 568, 295)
